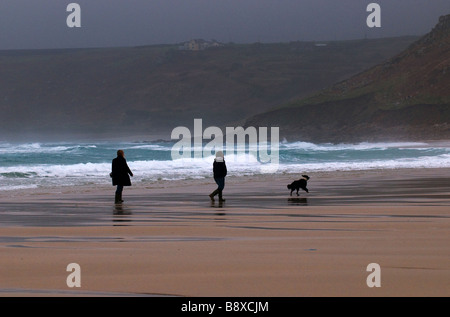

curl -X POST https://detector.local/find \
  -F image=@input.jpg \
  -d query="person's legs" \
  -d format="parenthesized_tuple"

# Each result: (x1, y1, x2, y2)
(209, 177, 225, 201)
(209, 178, 220, 201)
(115, 185, 124, 203)
(216, 178, 225, 202)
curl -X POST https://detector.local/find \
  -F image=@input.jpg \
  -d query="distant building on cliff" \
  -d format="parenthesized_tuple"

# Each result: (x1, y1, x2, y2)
(179, 39, 224, 51)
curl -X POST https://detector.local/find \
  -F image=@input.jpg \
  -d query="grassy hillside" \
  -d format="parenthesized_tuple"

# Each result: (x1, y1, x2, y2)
(246, 15, 450, 142)
(0, 37, 418, 141)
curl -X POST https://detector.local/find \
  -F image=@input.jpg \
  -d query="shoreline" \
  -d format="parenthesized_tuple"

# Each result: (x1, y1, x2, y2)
(0, 168, 449, 296)
(1, 166, 449, 199)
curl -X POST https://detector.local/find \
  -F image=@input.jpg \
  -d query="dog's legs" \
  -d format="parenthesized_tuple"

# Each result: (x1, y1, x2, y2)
(296, 189, 299, 196)
(290, 190, 293, 196)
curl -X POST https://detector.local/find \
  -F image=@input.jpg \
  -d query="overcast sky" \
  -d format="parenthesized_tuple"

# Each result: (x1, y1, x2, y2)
(0, 0, 449, 50)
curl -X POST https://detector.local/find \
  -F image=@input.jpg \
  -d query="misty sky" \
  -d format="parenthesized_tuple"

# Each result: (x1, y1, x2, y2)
(0, 0, 449, 50)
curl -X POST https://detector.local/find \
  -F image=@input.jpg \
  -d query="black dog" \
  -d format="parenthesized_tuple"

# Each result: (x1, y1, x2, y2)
(287, 175, 310, 196)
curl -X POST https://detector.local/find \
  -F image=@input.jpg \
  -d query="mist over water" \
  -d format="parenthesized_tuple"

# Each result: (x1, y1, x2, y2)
(0, 141, 449, 191)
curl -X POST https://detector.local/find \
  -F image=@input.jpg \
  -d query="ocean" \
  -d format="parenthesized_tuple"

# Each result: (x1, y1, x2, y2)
(0, 140, 449, 191)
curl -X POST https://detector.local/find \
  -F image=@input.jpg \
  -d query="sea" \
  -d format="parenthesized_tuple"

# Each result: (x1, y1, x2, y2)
(0, 140, 449, 191)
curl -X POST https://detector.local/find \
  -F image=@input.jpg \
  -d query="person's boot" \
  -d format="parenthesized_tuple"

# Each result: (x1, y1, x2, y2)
(218, 190, 225, 202)
(209, 189, 219, 201)
(119, 193, 124, 203)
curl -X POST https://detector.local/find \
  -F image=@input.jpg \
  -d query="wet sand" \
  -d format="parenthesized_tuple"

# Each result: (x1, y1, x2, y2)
(0, 168, 449, 297)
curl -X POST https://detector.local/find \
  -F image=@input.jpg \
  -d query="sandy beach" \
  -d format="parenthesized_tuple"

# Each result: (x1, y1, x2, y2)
(0, 168, 449, 297)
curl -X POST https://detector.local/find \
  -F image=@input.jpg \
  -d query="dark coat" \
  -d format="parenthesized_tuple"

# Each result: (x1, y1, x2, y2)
(111, 156, 133, 186)
(213, 160, 227, 179)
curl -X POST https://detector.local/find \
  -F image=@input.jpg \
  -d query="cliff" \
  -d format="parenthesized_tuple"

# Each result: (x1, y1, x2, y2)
(0, 37, 417, 141)
(245, 15, 450, 142)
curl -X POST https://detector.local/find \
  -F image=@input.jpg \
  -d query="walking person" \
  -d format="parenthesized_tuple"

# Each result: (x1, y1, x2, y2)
(110, 150, 133, 204)
(209, 151, 227, 202)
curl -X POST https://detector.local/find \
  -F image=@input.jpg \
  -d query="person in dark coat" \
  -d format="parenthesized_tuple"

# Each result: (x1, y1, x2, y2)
(110, 150, 133, 203)
(209, 151, 227, 202)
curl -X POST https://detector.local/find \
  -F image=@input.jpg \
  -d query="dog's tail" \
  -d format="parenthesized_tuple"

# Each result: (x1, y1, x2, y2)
(287, 184, 291, 189)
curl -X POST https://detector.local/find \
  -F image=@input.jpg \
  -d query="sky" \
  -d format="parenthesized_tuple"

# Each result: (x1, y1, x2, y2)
(0, 0, 449, 50)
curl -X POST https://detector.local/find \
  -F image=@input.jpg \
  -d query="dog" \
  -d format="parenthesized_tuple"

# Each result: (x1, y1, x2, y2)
(287, 175, 310, 196)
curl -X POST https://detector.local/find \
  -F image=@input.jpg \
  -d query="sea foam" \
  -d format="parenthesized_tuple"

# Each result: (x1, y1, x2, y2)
(0, 141, 448, 190)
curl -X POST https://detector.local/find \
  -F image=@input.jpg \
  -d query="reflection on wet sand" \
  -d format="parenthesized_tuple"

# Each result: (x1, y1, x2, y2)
(287, 197, 308, 206)
(112, 203, 133, 225)
(210, 200, 225, 208)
